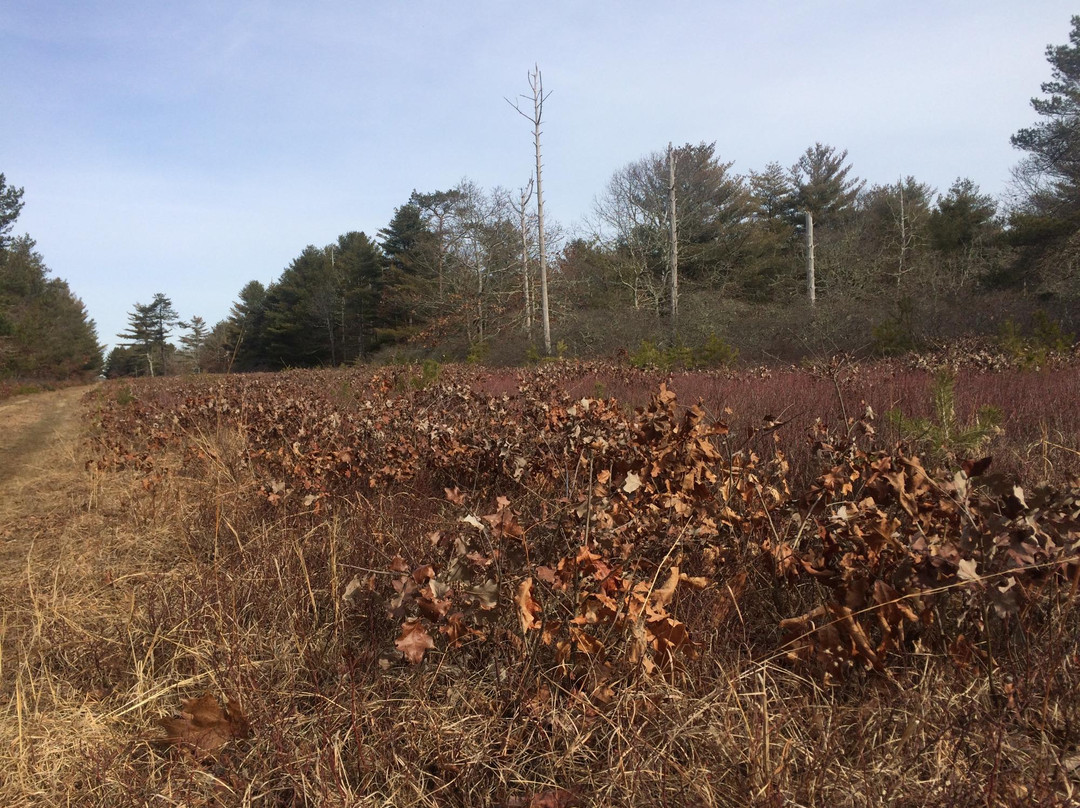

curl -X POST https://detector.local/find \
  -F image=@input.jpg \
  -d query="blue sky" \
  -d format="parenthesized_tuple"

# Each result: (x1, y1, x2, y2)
(2, 1, 1076, 351)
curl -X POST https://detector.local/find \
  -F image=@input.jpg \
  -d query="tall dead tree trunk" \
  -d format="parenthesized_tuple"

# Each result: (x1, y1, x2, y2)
(518, 179, 535, 341)
(893, 180, 915, 289)
(509, 66, 552, 354)
(805, 210, 816, 305)
(667, 142, 678, 329)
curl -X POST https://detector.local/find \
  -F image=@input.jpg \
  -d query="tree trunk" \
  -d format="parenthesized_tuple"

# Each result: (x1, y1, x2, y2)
(667, 142, 679, 329)
(510, 67, 552, 354)
(533, 69, 552, 356)
(519, 181, 534, 341)
(805, 210, 816, 305)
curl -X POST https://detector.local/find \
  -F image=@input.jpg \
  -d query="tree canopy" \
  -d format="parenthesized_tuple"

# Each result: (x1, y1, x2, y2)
(0, 174, 102, 382)
(1012, 15, 1080, 216)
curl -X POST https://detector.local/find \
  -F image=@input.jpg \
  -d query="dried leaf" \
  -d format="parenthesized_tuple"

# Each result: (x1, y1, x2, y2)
(961, 456, 992, 478)
(679, 573, 710, 590)
(622, 472, 642, 494)
(468, 578, 499, 609)
(515, 578, 543, 634)
(649, 566, 680, 612)
(157, 693, 250, 760)
(505, 787, 581, 808)
(395, 619, 435, 663)
(956, 558, 980, 583)
(461, 514, 486, 531)
(341, 574, 365, 603)
(529, 787, 580, 807)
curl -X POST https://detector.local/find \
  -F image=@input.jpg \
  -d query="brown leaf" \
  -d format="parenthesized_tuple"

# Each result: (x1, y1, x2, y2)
(396, 618, 435, 663)
(515, 578, 543, 634)
(505, 788, 581, 808)
(961, 456, 992, 478)
(679, 573, 710, 590)
(570, 627, 605, 657)
(649, 566, 680, 613)
(529, 787, 580, 807)
(157, 693, 250, 760)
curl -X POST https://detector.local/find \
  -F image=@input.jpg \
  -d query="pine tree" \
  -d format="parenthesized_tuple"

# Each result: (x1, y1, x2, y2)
(1012, 15, 1080, 215)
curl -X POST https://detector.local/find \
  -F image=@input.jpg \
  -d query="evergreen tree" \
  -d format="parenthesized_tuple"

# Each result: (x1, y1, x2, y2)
(1012, 15, 1080, 215)
(378, 202, 431, 341)
(1, 234, 102, 379)
(178, 315, 209, 372)
(334, 231, 384, 359)
(116, 294, 178, 376)
(928, 179, 1001, 292)
(594, 142, 752, 307)
(929, 178, 998, 253)
(744, 163, 799, 299)
(790, 143, 864, 227)
(0, 174, 25, 250)
(227, 280, 269, 371)
(261, 247, 338, 367)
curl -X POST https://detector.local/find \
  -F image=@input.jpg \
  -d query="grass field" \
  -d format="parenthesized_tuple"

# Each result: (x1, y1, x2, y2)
(2, 358, 1079, 806)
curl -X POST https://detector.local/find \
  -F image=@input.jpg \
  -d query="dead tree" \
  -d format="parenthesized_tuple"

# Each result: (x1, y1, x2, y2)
(508, 66, 552, 354)
(514, 178, 536, 341)
(667, 142, 679, 328)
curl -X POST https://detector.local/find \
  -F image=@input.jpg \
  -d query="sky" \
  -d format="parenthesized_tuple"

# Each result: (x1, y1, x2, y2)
(1, 0, 1076, 352)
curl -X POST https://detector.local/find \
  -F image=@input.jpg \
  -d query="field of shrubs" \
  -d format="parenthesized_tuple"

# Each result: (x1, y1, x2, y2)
(5, 354, 1080, 806)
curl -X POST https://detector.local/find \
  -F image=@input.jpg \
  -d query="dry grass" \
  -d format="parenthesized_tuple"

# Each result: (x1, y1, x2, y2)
(1, 377, 1078, 807)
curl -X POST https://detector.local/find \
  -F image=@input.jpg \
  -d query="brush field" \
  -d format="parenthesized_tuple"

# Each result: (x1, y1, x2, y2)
(3, 357, 1080, 807)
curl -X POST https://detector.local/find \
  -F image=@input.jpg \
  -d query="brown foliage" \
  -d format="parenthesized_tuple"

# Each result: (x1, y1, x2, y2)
(156, 693, 250, 761)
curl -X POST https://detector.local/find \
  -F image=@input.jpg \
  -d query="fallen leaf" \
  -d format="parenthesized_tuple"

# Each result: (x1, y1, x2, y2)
(157, 693, 250, 760)
(956, 558, 980, 582)
(515, 578, 543, 634)
(649, 566, 680, 612)
(396, 619, 435, 663)
(468, 578, 499, 609)
(461, 514, 486, 531)
(961, 456, 992, 478)
(622, 472, 642, 494)
(341, 575, 365, 603)
(505, 787, 581, 808)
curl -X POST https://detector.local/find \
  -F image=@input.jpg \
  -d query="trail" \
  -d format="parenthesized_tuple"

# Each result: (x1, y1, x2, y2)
(0, 386, 93, 583)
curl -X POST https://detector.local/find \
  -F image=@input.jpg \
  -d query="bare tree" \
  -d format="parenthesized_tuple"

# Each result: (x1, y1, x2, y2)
(667, 142, 679, 327)
(861, 177, 933, 290)
(508, 66, 552, 354)
(445, 182, 518, 348)
(593, 142, 751, 313)
(512, 177, 536, 341)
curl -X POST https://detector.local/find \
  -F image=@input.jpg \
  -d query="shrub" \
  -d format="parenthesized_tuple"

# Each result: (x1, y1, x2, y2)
(695, 331, 738, 367)
(999, 310, 1075, 369)
(886, 367, 1002, 464)
(871, 298, 919, 356)
(628, 333, 738, 371)
(628, 340, 667, 369)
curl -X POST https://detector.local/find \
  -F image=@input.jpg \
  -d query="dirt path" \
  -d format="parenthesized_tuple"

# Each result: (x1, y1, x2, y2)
(0, 386, 94, 582)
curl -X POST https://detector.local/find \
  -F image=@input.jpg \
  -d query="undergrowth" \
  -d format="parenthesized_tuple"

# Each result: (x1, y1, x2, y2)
(2, 360, 1079, 807)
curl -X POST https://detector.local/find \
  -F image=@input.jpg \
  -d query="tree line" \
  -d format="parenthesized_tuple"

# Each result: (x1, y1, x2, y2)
(0, 174, 103, 383)
(102, 17, 1080, 375)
